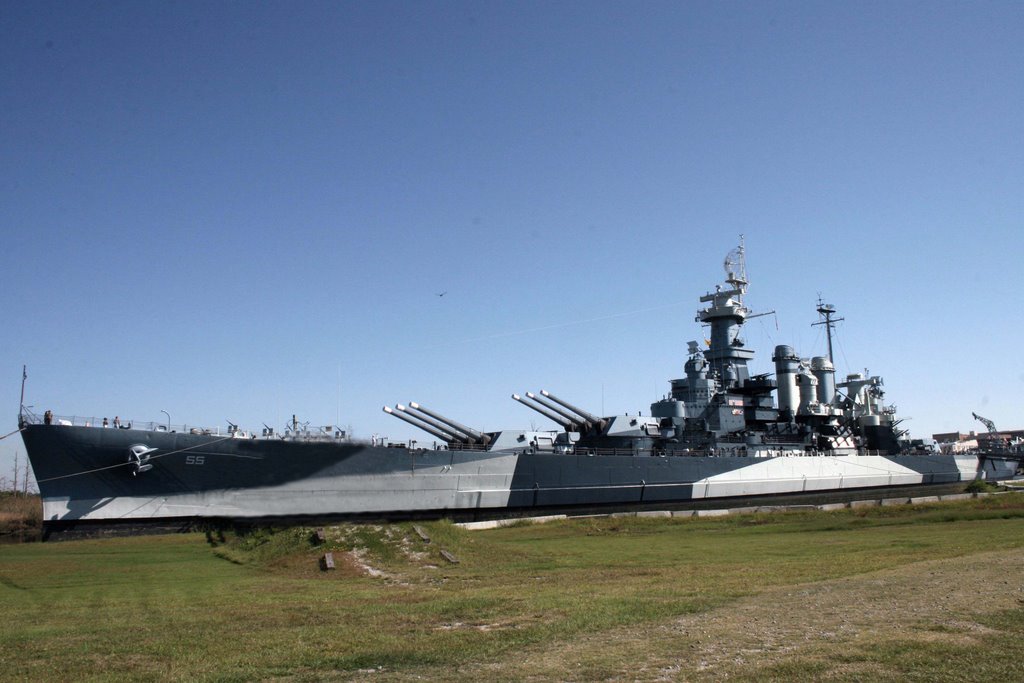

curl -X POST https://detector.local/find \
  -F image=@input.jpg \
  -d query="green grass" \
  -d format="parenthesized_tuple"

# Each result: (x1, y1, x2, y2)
(1, 497, 1023, 681)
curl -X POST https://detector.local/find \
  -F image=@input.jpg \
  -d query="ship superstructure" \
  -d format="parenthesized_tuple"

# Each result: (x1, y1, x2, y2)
(650, 241, 904, 457)
(391, 239, 906, 459)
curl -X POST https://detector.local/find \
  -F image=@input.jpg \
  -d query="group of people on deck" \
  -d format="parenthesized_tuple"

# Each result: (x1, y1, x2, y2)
(42, 411, 129, 429)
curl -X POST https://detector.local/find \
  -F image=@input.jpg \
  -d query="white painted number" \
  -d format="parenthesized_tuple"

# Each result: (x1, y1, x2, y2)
(185, 455, 206, 465)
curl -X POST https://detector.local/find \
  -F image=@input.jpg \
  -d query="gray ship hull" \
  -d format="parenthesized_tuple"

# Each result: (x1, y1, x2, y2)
(23, 424, 1007, 525)
(24, 242, 1020, 531)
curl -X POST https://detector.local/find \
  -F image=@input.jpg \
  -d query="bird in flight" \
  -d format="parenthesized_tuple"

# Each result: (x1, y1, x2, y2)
(436, 291, 447, 297)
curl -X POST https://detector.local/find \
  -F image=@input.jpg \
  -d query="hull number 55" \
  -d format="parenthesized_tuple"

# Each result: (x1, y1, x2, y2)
(185, 455, 206, 465)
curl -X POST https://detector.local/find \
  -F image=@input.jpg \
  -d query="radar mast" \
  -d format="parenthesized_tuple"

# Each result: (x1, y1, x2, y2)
(723, 234, 747, 301)
(812, 297, 844, 365)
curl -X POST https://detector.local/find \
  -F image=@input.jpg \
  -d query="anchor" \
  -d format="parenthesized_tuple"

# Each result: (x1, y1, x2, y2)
(127, 444, 158, 476)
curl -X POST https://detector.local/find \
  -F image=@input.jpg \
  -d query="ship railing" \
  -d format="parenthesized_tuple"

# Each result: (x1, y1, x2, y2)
(26, 413, 250, 437)
(18, 405, 40, 427)
(758, 435, 806, 444)
(656, 448, 722, 457)
(280, 428, 350, 442)
(445, 442, 490, 452)
(716, 434, 800, 445)
(581, 447, 651, 457)
(28, 413, 359, 441)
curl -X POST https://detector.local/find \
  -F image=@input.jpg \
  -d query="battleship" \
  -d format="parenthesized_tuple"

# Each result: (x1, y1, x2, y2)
(18, 242, 1019, 530)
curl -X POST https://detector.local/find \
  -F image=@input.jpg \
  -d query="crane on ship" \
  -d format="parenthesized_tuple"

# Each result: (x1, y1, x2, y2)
(972, 412, 1024, 475)
(972, 411, 1013, 457)
(972, 412, 998, 433)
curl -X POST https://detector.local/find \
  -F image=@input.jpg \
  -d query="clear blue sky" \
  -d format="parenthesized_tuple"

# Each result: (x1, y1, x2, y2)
(3, 1, 1022, 487)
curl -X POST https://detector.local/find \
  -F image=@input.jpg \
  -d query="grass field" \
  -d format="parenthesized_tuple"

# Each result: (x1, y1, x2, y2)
(2, 496, 1023, 681)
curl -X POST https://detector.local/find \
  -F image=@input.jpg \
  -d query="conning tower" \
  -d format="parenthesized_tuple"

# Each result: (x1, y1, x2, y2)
(652, 238, 779, 443)
(697, 241, 755, 388)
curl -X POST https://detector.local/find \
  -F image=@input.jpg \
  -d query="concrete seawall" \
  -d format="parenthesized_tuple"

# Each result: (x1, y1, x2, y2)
(457, 490, 1017, 531)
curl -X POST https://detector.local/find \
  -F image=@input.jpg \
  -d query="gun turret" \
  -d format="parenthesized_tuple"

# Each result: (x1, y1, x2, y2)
(512, 394, 575, 430)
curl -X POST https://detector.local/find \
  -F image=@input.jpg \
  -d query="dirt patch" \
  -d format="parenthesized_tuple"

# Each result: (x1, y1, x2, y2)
(349, 547, 393, 579)
(266, 550, 369, 579)
(434, 621, 518, 632)
(652, 548, 1023, 680)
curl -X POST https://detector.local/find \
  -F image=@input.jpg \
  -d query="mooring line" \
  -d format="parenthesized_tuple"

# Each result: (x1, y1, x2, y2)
(0, 427, 26, 441)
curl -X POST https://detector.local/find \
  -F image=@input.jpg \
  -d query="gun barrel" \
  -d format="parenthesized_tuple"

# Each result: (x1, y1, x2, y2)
(512, 394, 574, 429)
(408, 402, 491, 445)
(382, 406, 453, 442)
(539, 390, 605, 428)
(397, 404, 465, 443)
(526, 392, 585, 429)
